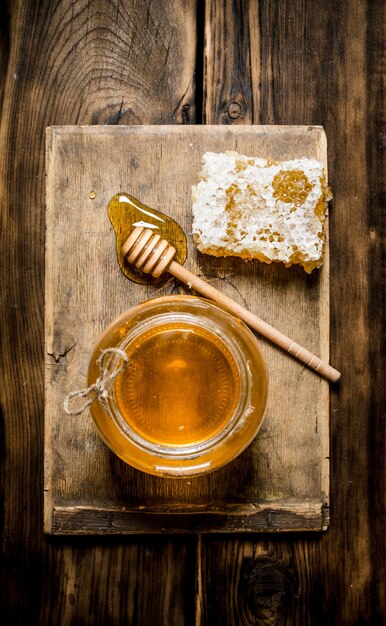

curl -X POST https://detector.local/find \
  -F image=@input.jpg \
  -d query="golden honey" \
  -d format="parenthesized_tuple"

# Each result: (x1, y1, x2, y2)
(107, 193, 187, 285)
(272, 169, 313, 206)
(115, 322, 240, 446)
(87, 296, 268, 477)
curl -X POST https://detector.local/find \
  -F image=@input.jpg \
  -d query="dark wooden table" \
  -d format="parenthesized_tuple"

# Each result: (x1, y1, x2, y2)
(0, 1, 384, 624)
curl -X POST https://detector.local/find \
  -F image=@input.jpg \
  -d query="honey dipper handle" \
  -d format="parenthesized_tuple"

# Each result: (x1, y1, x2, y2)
(169, 260, 341, 383)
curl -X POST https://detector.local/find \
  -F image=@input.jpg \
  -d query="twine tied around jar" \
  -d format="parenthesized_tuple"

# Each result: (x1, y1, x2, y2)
(63, 348, 128, 416)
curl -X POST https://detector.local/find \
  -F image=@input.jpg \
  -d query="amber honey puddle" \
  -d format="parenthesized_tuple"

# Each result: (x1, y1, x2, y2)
(107, 193, 187, 285)
(114, 322, 241, 446)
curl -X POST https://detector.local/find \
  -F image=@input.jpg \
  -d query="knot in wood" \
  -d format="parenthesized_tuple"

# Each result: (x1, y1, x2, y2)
(227, 101, 242, 119)
(241, 557, 296, 623)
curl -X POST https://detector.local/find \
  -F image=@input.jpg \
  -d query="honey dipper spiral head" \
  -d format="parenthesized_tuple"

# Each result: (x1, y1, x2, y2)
(121, 227, 177, 278)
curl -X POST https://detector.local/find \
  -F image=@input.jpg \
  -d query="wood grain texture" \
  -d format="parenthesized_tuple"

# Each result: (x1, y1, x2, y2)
(38, 538, 195, 626)
(0, 1, 197, 625)
(51, 501, 329, 535)
(45, 124, 330, 534)
(198, 0, 386, 624)
(0, 0, 385, 624)
(203, 0, 260, 124)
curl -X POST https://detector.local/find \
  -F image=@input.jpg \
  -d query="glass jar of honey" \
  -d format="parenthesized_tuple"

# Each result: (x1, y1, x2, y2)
(87, 295, 268, 477)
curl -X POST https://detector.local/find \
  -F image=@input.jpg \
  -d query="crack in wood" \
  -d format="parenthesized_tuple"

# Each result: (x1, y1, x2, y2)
(47, 342, 76, 364)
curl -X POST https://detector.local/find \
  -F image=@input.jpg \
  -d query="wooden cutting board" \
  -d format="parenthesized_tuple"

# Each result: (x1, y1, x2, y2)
(45, 125, 330, 534)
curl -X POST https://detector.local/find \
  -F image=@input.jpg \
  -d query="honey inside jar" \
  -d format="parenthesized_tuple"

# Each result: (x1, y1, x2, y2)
(114, 322, 240, 446)
(87, 296, 268, 477)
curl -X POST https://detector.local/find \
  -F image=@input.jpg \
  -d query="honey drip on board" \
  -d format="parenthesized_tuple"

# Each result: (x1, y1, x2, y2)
(107, 193, 187, 284)
(114, 322, 240, 446)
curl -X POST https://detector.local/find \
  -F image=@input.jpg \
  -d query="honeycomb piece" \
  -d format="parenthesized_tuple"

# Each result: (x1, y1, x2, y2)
(192, 151, 331, 273)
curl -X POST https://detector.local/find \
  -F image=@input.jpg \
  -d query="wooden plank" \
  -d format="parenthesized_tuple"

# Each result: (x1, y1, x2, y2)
(203, 0, 260, 123)
(38, 540, 195, 626)
(197, 0, 386, 624)
(365, 1, 386, 621)
(1, 0, 384, 624)
(196, 537, 329, 625)
(51, 501, 329, 535)
(45, 124, 330, 534)
(0, 1, 197, 625)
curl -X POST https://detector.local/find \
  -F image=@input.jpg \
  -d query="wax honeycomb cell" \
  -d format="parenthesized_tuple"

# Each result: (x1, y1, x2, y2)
(192, 151, 332, 273)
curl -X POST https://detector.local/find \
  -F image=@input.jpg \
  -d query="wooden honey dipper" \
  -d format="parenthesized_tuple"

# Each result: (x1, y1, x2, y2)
(121, 227, 341, 383)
